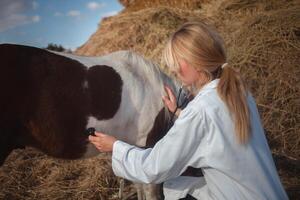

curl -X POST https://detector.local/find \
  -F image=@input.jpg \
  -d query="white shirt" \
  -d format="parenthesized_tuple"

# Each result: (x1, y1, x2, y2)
(112, 79, 288, 200)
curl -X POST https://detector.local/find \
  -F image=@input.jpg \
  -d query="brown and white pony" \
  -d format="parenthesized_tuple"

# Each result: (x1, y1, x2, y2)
(0, 44, 193, 200)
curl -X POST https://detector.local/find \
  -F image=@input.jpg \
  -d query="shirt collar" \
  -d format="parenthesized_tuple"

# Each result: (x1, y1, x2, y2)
(194, 78, 220, 98)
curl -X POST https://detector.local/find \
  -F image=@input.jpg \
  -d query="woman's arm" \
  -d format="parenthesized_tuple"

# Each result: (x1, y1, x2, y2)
(109, 107, 207, 184)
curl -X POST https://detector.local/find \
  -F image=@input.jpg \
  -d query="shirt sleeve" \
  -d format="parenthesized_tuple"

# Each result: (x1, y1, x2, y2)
(112, 107, 208, 184)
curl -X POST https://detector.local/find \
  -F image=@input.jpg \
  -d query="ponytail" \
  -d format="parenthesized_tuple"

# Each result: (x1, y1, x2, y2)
(217, 65, 251, 144)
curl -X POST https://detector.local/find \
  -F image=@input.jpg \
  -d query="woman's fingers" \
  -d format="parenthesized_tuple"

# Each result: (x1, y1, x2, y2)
(89, 136, 104, 152)
(89, 132, 105, 143)
(88, 135, 97, 142)
(163, 85, 177, 112)
(88, 131, 117, 152)
(95, 132, 105, 137)
(165, 86, 176, 102)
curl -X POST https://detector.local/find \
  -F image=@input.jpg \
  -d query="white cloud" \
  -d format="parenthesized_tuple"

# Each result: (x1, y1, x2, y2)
(32, 1, 38, 10)
(67, 10, 81, 17)
(32, 15, 40, 22)
(0, 14, 28, 32)
(101, 10, 118, 18)
(87, 2, 105, 11)
(0, 0, 35, 32)
(54, 12, 63, 17)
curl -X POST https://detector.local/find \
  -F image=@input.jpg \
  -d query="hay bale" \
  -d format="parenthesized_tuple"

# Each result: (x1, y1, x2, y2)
(76, 7, 197, 66)
(118, 0, 207, 12)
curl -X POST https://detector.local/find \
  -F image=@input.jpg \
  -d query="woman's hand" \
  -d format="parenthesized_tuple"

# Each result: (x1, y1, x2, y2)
(162, 85, 177, 113)
(88, 132, 117, 152)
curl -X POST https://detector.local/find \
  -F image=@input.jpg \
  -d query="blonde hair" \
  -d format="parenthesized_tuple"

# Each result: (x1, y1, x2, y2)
(163, 21, 251, 144)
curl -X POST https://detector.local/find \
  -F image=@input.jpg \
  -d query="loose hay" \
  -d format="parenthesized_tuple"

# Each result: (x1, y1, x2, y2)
(1, 0, 299, 199)
(0, 148, 135, 200)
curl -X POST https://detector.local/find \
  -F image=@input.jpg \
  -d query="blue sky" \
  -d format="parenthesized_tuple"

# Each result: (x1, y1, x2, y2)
(0, 0, 123, 50)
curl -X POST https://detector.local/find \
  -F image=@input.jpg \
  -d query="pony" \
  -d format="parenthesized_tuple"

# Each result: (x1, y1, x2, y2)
(0, 43, 194, 200)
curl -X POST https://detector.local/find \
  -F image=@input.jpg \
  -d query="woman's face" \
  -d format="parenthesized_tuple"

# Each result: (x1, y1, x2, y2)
(177, 60, 199, 86)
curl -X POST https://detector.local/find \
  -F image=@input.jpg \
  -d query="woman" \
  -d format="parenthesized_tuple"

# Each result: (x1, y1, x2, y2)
(88, 21, 288, 200)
